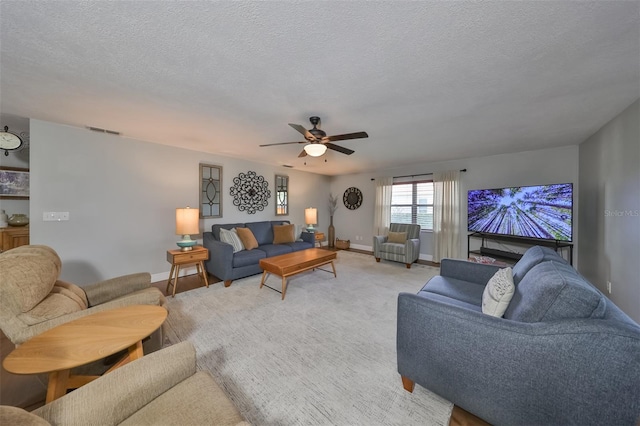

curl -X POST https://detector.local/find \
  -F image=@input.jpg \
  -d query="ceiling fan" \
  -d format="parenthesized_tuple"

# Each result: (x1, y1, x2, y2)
(259, 116, 368, 158)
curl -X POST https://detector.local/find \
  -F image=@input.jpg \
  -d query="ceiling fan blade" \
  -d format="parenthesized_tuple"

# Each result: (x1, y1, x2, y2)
(325, 142, 354, 155)
(325, 131, 368, 142)
(259, 141, 306, 147)
(298, 149, 308, 158)
(288, 123, 315, 140)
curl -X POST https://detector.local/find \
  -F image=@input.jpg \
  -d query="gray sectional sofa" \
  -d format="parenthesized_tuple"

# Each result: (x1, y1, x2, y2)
(397, 246, 640, 425)
(203, 220, 314, 287)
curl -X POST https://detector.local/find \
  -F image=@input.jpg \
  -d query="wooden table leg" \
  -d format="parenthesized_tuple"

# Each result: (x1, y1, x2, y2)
(281, 276, 287, 300)
(259, 271, 268, 288)
(198, 261, 209, 288)
(165, 264, 176, 294)
(46, 369, 70, 403)
(172, 265, 181, 297)
(330, 261, 337, 277)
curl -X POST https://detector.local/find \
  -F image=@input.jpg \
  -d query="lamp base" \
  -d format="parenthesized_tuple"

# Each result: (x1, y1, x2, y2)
(306, 225, 315, 233)
(176, 236, 197, 251)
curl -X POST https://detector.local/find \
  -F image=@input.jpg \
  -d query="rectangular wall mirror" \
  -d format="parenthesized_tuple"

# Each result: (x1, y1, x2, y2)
(275, 174, 288, 216)
(200, 163, 222, 218)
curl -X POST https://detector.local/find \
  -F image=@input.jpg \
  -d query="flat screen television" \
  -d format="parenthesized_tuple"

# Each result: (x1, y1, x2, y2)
(468, 183, 573, 242)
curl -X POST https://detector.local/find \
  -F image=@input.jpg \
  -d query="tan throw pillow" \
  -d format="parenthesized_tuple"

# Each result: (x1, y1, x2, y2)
(236, 227, 259, 250)
(482, 267, 515, 317)
(387, 231, 407, 244)
(273, 224, 295, 244)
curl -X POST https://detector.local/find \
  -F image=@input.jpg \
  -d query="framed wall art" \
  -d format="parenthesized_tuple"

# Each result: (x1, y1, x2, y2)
(200, 163, 222, 218)
(0, 167, 29, 199)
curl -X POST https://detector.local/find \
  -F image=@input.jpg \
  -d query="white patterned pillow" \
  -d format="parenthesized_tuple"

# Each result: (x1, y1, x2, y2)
(482, 267, 515, 317)
(219, 228, 244, 253)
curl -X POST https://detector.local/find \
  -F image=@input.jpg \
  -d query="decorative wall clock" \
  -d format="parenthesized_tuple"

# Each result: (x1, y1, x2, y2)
(343, 187, 363, 210)
(230, 171, 271, 214)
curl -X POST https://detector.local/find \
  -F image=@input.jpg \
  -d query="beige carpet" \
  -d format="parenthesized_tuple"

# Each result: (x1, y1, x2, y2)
(164, 250, 452, 425)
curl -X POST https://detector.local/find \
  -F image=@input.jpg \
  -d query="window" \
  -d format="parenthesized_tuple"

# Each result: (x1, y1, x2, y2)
(391, 180, 433, 230)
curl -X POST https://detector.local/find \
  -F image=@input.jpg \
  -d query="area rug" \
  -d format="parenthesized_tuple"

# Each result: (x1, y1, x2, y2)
(163, 250, 452, 425)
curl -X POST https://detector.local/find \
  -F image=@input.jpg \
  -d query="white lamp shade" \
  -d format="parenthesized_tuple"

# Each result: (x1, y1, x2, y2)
(176, 207, 200, 235)
(304, 143, 327, 157)
(305, 207, 317, 226)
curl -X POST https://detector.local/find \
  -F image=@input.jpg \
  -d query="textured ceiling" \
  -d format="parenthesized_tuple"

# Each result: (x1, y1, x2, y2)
(1, 1, 638, 176)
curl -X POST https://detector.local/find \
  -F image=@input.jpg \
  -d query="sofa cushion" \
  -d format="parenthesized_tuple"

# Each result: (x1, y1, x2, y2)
(212, 223, 245, 241)
(504, 261, 606, 322)
(421, 276, 485, 307)
(416, 290, 483, 312)
(0, 406, 50, 426)
(273, 224, 295, 244)
(245, 221, 274, 246)
(388, 231, 407, 244)
(236, 228, 259, 250)
(257, 244, 293, 258)
(0, 252, 59, 313)
(512, 246, 568, 285)
(219, 228, 244, 253)
(482, 267, 515, 317)
(379, 242, 405, 255)
(232, 249, 266, 268)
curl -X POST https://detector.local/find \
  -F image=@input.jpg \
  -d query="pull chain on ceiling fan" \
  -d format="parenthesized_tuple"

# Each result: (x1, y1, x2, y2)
(259, 116, 368, 158)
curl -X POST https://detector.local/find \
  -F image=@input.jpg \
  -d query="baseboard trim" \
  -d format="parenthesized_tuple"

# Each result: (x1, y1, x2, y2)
(151, 266, 198, 284)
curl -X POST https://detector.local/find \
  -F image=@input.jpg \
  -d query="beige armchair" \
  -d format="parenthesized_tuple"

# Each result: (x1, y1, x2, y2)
(0, 245, 167, 408)
(0, 341, 250, 426)
(0, 245, 166, 346)
(373, 223, 421, 268)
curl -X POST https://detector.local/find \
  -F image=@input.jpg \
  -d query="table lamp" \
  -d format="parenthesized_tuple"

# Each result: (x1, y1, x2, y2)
(305, 207, 317, 233)
(176, 206, 199, 251)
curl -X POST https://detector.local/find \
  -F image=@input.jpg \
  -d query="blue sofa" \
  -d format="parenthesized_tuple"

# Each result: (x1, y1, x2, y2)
(397, 246, 640, 425)
(203, 220, 314, 287)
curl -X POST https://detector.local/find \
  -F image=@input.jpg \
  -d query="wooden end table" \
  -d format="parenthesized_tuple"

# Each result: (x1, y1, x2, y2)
(259, 248, 337, 300)
(166, 245, 210, 297)
(314, 232, 325, 247)
(2, 305, 167, 403)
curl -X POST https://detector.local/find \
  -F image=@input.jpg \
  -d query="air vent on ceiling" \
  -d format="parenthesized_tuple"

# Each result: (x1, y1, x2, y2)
(86, 126, 121, 136)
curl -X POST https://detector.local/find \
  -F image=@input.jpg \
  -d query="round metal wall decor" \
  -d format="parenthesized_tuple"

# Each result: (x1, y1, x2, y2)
(343, 187, 363, 210)
(230, 171, 271, 214)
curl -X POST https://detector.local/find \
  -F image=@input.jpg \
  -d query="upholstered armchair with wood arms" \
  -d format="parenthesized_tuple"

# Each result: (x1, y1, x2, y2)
(373, 223, 421, 268)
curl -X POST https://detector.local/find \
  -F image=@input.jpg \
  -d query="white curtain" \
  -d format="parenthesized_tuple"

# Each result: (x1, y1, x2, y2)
(373, 176, 393, 236)
(433, 170, 461, 262)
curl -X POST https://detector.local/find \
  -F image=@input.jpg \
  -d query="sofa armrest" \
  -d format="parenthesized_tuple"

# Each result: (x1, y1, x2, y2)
(83, 272, 152, 306)
(33, 342, 198, 425)
(397, 293, 640, 425)
(373, 235, 387, 256)
(203, 232, 234, 280)
(300, 231, 314, 244)
(439, 258, 500, 285)
(405, 238, 420, 262)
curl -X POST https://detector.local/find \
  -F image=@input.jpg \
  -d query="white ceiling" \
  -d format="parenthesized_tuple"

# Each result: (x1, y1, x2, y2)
(1, 1, 638, 176)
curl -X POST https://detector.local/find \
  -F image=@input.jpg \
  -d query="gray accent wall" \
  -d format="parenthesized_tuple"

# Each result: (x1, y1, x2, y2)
(29, 119, 330, 285)
(578, 100, 640, 322)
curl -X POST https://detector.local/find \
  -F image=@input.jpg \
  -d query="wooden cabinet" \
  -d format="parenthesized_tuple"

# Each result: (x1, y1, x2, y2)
(0, 226, 29, 252)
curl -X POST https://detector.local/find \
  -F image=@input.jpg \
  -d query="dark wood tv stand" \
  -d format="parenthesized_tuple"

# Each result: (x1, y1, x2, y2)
(467, 232, 573, 265)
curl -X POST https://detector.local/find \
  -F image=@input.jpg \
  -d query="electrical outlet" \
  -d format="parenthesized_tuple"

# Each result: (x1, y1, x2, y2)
(606, 281, 612, 294)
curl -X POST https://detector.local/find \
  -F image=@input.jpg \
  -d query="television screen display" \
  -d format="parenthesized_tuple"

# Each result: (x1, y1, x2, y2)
(468, 183, 573, 241)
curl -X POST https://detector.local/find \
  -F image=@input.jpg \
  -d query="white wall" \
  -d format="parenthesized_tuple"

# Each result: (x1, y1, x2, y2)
(578, 100, 639, 322)
(330, 145, 579, 262)
(29, 119, 329, 285)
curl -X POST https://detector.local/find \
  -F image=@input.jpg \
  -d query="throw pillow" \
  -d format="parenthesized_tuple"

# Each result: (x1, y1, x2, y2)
(236, 227, 259, 250)
(387, 231, 408, 244)
(219, 228, 244, 253)
(273, 224, 295, 244)
(482, 267, 515, 317)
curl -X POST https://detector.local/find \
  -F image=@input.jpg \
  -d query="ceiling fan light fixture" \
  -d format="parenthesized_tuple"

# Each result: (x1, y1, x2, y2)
(304, 143, 327, 157)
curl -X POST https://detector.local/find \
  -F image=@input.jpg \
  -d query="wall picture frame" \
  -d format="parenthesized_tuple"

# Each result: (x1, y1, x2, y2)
(0, 167, 29, 199)
(199, 163, 222, 218)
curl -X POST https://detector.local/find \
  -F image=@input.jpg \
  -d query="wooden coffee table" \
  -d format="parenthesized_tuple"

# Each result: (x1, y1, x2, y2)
(2, 305, 167, 403)
(259, 248, 337, 300)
